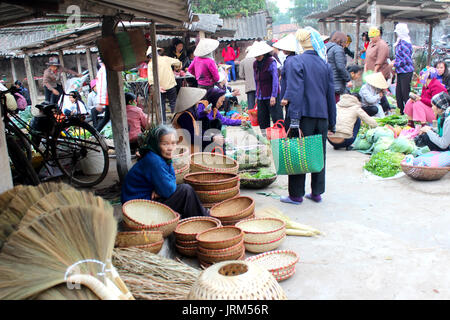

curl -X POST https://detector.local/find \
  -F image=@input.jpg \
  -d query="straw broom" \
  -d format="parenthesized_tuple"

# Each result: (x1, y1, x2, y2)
(0, 205, 128, 300)
(0, 185, 26, 211)
(113, 247, 201, 300)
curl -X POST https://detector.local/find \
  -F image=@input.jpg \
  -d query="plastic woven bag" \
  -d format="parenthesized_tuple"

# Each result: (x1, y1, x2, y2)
(266, 120, 287, 141)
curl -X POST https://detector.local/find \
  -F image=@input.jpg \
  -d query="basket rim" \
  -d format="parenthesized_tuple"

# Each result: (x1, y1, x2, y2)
(175, 243, 198, 251)
(122, 199, 180, 228)
(196, 226, 244, 244)
(210, 196, 255, 219)
(221, 214, 256, 225)
(174, 217, 222, 237)
(239, 169, 278, 181)
(197, 246, 245, 259)
(128, 238, 164, 249)
(184, 172, 240, 185)
(244, 232, 286, 245)
(200, 252, 246, 268)
(116, 230, 164, 237)
(190, 152, 238, 171)
(174, 163, 190, 174)
(274, 268, 295, 281)
(245, 250, 299, 272)
(176, 239, 198, 245)
(197, 238, 244, 255)
(195, 184, 241, 195)
(235, 217, 286, 235)
(400, 162, 450, 171)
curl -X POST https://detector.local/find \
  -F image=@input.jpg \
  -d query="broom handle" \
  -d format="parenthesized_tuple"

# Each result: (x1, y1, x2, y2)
(67, 274, 121, 300)
(109, 267, 135, 300)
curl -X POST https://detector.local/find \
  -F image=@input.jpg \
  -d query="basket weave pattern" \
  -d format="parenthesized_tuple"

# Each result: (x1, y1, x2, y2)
(196, 184, 240, 203)
(115, 230, 163, 248)
(196, 226, 244, 250)
(175, 163, 190, 184)
(401, 163, 449, 181)
(174, 217, 222, 241)
(210, 196, 255, 221)
(184, 172, 239, 191)
(245, 250, 299, 281)
(236, 218, 286, 243)
(190, 153, 239, 174)
(244, 233, 286, 253)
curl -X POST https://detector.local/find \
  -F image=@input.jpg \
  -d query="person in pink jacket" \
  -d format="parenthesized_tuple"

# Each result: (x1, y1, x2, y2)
(405, 67, 448, 126)
(188, 39, 220, 90)
(125, 92, 149, 151)
(222, 41, 239, 82)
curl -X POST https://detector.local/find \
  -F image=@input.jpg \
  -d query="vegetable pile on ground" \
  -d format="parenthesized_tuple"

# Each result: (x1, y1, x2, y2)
(239, 168, 276, 179)
(363, 151, 405, 178)
(375, 114, 408, 126)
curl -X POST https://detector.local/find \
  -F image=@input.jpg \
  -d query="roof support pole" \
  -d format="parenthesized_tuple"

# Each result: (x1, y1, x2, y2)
(85, 47, 95, 81)
(102, 16, 131, 181)
(58, 51, 67, 88)
(10, 58, 18, 82)
(319, 21, 328, 35)
(355, 15, 361, 66)
(0, 114, 13, 194)
(23, 55, 38, 107)
(427, 23, 433, 66)
(370, 1, 382, 26)
(150, 20, 163, 124)
(76, 53, 82, 74)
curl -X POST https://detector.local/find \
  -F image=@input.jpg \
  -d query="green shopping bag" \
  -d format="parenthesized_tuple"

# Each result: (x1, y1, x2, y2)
(270, 130, 324, 175)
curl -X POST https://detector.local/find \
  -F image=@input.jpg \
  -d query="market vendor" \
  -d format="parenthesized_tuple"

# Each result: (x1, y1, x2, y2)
(199, 87, 244, 127)
(125, 92, 149, 151)
(188, 38, 220, 90)
(121, 125, 209, 218)
(215, 67, 240, 113)
(416, 92, 450, 151)
(43, 56, 83, 104)
(359, 72, 389, 118)
(404, 67, 448, 127)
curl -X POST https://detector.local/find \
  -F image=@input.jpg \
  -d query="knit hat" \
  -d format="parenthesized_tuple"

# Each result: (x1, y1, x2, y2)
(419, 66, 438, 85)
(194, 38, 220, 57)
(431, 92, 450, 111)
(295, 29, 314, 51)
(174, 87, 207, 113)
(46, 56, 61, 66)
(246, 41, 274, 58)
(365, 72, 389, 89)
(273, 33, 302, 54)
(368, 26, 381, 38)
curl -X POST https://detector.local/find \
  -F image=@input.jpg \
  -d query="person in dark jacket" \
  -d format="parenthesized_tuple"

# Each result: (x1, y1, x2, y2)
(435, 60, 450, 90)
(14, 80, 31, 105)
(121, 125, 209, 218)
(280, 27, 336, 205)
(326, 31, 352, 103)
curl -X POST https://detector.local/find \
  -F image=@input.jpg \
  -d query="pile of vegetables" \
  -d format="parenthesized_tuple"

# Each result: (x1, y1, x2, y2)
(363, 151, 405, 178)
(100, 124, 114, 139)
(375, 114, 408, 126)
(240, 168, 276, 180)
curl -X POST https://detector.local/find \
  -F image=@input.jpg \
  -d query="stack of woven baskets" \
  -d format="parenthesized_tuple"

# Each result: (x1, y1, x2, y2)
(209, 196, 255, 226)
(195, 226, 245, 268)
(184, 155, 240, 208)
(115, 230, 164, 254)
(173, 146, 190, 184)
(174, 216, 222, 257)
(236, 217, 286, 253)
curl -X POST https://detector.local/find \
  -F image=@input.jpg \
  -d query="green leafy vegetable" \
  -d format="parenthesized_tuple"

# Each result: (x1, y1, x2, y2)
(376, 115, 408, 126)
(364, 151, 405, 178)
(372, 136, 394, 154)
(389, 136, 415, 154)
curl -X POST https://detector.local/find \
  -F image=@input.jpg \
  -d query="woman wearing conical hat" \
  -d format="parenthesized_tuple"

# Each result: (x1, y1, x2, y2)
(359, 72, 389, 118)
(188, 39, 221, 90)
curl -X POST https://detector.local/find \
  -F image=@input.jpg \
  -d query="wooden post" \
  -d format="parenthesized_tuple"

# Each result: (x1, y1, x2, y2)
(334, 21, 340, 31)
(150, 21, 163, 124)
(355, 15, 361, 65)
(184, 31, 190, 49)
(0, 117, 13, 193)
(23, 55, 38, 111)
(102, 16, 132, 181)
(58, 51, 67, 87)
(427, 23, 433, 66)
(370, 1, 381, 26)
(76, 53, 82, 74)
(85, 47, 95, 81)
(320, 21, 328, 35)
(10, 58, 18, 82)
(199, 31, 206, 39)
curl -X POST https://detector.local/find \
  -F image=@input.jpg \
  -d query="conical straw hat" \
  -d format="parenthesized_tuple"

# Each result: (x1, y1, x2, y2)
(146, 46, 162, 57)
(246, 41, 274, 58)
(273, 34, 303, 54)
(194, 38, 220, 57)
(174, 87, 207, 113)
(365, 72, 389, 89)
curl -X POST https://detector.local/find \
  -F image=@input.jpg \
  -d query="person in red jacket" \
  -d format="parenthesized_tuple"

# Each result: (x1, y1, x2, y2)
(222, 41, 239, 82)
(405, 67, 448, 126)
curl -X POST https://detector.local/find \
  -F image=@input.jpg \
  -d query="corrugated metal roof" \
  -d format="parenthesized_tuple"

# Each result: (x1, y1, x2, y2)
(219, 12, 270, 41)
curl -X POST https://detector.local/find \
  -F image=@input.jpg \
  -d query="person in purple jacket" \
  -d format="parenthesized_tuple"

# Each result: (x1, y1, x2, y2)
(247, 41, 283, 135)
(391, 23, 414, 115)
(198, 87, 244, 127)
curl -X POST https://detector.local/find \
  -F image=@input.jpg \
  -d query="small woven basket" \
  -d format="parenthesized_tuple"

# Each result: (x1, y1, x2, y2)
(236, 218, 286, 243)
(115, 230, 163, 248)
(210, 196, 255, 222)
(134, 239, 164, 254)
(200, 251, 246, 269)
(244, 233, 286, 253)
(174, 216, 222, 241)
(401, 163, 449, 181)
(273, 267, 296, 282)
(245, 250, 299, 281)
(190, 152, 239, 174)
(122, 200, 180, 237)
(196, 226, 244, 250)
(172, 145, 190, 166)
(187, 260, 287, 300)
(198, 246, 245, 264)
(176, 239, 198, 248)
(239, 170, 277, 189)
(196, 184, 240, 204)
(184, 172, 239, 191)
(197, 239, 244, 256)
(174, 163, 190, 185)
(176, 243, 198, 257)
(221, 214, 256, 226)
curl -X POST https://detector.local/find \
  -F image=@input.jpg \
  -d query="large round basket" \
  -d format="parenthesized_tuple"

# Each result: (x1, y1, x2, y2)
(190, 153, 239, 174)
(221, 214, 256, 226)
(174, 163, 190, 184)
(176, 243, 198, 257)
(239, 170, 277, 189)
(174, 216, 222, 241)
(245, 250, 299, 281)
(400, 163, 449, 181)
(235, 218, 286, 243)
(196, 226, 243, 250)
(200, 251, 246, 269)
(172, 145, 190, 166)
(244, 233, 286, 253)
(134, 239, 164, 254)
(183, 172, 239, 191)
(197, 239, 244, 256)
(196, 185, 240, 204)
(197, 246, 245, 264)
(210, 196, 255, 222)
(115, 230, 163, 248)
(187, 260, 287, 300)
(122, 200, 180, 237)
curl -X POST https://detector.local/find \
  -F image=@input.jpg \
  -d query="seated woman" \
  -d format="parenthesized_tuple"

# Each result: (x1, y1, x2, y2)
(416, 92, 450, 151)
(215, 69, 240, 113)
(62, 91, 87, 117)
(405, 67, 448, 127)
(199, 87, 244, 127)
(359, 72, 388, 118)
(328, 93, 378, 150)
(121, 125, 209, 218)
(172, 87, 225, 154)
(125, 92, 149, 151)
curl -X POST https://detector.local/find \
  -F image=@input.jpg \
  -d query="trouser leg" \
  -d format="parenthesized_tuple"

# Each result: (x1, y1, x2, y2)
(257, 99, 271, 130)
(309, 118, 328, 196)
(95, 106, 110, 132)
(269, 96, 283, 125)
(160, 184, 208, 218)
(161, 91, 167, 123)
(247, 90, 256, 110)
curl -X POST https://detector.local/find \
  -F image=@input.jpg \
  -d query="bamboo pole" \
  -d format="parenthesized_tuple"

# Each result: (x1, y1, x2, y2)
(58, 51, 67, 87)
(427, 23, 433, 66)
(85, 47, 95, 80)
(355, 15, 361, 66)
(76, 54, 82, 74)
(10, 58, 18, 82)
(150, 20, 163, 124)
(23, 55, 38, 108)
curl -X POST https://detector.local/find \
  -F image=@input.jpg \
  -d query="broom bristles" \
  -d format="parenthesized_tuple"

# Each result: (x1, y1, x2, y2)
(0, 205, 117, 300)
(31, 283, 100, 300)
(0, 185, 26, 212)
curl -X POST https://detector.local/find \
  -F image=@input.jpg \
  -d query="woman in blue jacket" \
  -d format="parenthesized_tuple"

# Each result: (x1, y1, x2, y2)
(280, 27, 336, 205)
(121, 125, 209, 218)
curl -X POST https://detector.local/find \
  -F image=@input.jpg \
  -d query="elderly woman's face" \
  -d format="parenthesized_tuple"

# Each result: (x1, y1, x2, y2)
(255, 55, 264, 61)
(159, 133, 177, 159)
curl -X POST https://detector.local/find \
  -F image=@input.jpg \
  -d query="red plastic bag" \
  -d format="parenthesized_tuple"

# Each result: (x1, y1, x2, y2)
(248, 103, 259, 126)
(266, 120, 286, 140)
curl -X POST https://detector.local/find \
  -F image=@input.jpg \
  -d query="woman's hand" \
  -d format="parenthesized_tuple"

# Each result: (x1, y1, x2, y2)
(213, 135, 225, 145)
(151, 191, 160, 200)
(270, 97, 276, 106)
(280, 99, 289, 106)
(420, 126, 432, 134)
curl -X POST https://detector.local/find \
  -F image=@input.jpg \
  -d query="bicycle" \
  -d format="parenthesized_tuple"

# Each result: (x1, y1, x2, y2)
(1, 89, 110, 187)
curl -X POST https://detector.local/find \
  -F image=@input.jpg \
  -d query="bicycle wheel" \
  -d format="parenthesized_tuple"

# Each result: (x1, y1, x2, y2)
(6, 135, 40, 186)
(52, 119, 109, 187)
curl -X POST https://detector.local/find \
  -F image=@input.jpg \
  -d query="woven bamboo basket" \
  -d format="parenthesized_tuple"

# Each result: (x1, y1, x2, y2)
(400, 163, 449, 181)
(221, 214, 256, 226)
(210, 196, 255, 222)
(244, 233, 286, 253)
(196, 184, 240, 204)
(122, 200, 180, 237)
(134, 239, 165, 254)
(115, 230, 163, 248)
(183, 172, 239, 191)
(196, 226, 244, 250)
(174, 163, 190, 185)
(176, 239, 198, 248)
(245, 250, 299, 281)
(174, 216, 222, 241)
(197, 246, 245, 264)
(199, 251, 246, 269)
(236, 218, 286, 243)
(172, 145, 190, 166)
(239, 170, 277, 189)
(190, 152, 239, 174)
(187, 260, 287, 300)
(176, 243, 198, 257)
(197, 239, 244, 256)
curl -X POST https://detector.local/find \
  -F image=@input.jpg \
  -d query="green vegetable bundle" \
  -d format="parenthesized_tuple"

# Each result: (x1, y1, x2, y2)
(389, 136, 415, 154)
(364, 151, 405, 178)
(376, 115, 408, 126)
